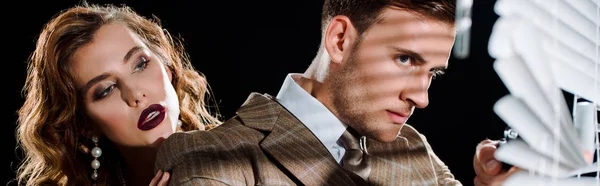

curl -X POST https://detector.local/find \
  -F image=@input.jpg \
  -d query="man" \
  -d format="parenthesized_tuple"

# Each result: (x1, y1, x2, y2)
(156, 0, 499, 185)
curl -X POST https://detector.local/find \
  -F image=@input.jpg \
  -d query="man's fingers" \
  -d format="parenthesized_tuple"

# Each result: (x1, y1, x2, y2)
(484, 159, 502, 175)
(477, 141, 497, 163)
(474, 139, 494, 167)
(474, 163, 498, 184)
(473, 151, 499, 184)
(474, 176, 489, 186)
(489, 167, 522, 186)
(506, 166, 522, 174)
(475, 139, 496, 157)
(473, 158, 485, 177)
(477, 141, 502, 174)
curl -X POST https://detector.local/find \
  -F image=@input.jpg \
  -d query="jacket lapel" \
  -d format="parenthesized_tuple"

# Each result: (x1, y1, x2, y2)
(367, 136, 411, 185)
(236, 93, 356, 186)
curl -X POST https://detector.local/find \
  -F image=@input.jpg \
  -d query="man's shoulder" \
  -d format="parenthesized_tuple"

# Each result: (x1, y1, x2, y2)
(173, 116, 262, 143)
(155, 116, 265, 171)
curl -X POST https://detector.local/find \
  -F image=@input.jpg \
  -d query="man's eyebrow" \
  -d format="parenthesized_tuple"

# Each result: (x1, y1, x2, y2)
(389, 45, 448, 71)
(388, 46, 427, 64)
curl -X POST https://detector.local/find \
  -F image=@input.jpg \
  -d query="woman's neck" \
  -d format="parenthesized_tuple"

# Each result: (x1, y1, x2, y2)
(117, 145, 159, 186)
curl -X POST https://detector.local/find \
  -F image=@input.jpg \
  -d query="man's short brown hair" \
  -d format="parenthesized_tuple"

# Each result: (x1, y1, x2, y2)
(322, 0, 456, 34)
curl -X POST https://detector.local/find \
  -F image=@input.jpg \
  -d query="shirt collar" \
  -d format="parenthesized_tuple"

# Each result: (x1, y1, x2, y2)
(275, 73, 348, 155)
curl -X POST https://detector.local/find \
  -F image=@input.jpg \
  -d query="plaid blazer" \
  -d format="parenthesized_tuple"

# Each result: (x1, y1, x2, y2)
(155, 93, 462, 186)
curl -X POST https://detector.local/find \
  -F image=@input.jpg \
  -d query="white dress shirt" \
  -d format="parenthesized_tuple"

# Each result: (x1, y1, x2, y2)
(275, 73, 348, 164)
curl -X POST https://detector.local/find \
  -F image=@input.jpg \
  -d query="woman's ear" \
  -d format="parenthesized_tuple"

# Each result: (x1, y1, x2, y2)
(167, 66, 174, 82)
(79, 129, 100, 154)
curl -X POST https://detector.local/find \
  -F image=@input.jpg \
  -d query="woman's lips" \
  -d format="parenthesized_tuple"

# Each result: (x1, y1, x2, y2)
(138, 104, 166, 131)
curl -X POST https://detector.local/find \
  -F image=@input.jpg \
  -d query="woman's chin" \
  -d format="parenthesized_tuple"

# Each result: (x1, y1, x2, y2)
(150, 137, 168, 147)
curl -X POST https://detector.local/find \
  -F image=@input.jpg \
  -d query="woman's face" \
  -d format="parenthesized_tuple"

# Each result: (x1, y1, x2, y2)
(71, 23, 180, 148)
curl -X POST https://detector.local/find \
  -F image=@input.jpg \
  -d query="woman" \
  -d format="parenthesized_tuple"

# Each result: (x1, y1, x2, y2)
(16, 3, 221, 186)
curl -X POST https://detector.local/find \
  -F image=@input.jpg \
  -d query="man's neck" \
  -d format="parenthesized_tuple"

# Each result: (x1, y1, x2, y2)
(296, 75, 336, 116)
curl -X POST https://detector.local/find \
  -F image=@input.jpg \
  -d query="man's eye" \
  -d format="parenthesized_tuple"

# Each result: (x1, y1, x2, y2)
(395, 55, 412, 66)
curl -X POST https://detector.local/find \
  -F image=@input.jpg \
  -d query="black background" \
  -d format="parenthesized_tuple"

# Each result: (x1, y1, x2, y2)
(3, 0, 512, 185)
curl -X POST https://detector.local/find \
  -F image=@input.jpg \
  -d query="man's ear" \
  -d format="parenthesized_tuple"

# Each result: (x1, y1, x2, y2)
(323, 16, 358, 64)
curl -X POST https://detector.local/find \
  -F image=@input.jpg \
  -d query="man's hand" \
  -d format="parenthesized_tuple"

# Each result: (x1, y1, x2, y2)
(473, 139, 518, 186)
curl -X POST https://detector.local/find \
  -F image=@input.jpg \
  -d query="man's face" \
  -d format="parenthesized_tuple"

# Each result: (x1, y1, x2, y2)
(328, 7, 455, 142)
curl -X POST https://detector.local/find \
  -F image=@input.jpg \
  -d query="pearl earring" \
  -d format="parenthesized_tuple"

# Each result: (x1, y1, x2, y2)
(177, 120, 182, 128)
(90, 135, 102, 182)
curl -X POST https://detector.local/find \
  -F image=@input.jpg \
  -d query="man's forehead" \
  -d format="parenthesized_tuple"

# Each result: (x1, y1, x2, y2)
(376, 7, 454, 30)
(365, 12, 455, 43)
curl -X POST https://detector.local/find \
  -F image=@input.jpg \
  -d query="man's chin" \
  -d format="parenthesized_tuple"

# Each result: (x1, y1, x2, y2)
(368, 126, 403, 143)
(370, 135, 399, 143)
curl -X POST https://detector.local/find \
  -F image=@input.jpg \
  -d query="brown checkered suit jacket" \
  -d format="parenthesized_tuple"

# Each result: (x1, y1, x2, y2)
(155, 93, 462, 186)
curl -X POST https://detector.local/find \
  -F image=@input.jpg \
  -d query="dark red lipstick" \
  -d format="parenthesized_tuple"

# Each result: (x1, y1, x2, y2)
(138, 104, 166, 131)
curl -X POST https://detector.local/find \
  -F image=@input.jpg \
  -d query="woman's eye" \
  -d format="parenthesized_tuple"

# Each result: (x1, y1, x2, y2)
(94, 85, 115, 100)
(134, 56, 149, 72)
